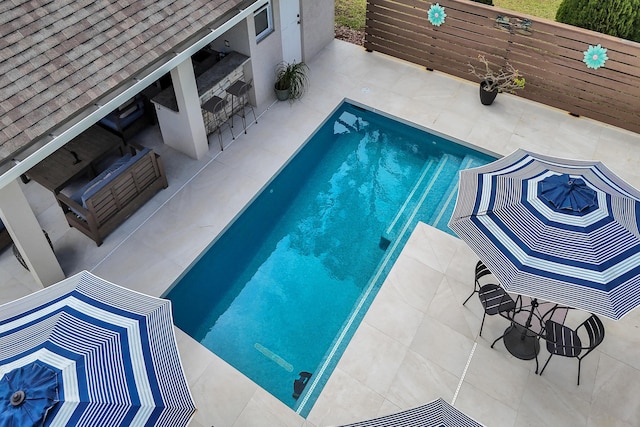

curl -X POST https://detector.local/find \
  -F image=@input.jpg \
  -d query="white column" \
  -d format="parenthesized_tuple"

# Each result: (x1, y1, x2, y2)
(0, 179, 65, 287)
(156, 58, 208, 159)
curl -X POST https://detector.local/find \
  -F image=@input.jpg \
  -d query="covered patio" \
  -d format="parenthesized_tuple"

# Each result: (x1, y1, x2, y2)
(3, 40, 640, 426)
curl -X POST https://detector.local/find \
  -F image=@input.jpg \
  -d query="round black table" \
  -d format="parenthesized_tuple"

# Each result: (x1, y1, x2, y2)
(497, 298, 547, 360)
(502, 323, 540, 360)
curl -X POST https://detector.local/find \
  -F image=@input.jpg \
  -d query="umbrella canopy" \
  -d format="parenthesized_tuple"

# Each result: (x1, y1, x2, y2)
(338, 398, 483, 427)
(449, 149, 640, 320)
(0, 271, 196, 426)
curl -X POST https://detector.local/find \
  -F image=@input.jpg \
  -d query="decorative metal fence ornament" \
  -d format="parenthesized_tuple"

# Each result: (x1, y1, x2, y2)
(583, 44, 608, 69)
(495, 15, 532, 35)
(428, 3, 446, 26)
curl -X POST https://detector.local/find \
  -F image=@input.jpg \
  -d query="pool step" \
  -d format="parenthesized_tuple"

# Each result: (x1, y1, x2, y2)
(380, 157, 437, 249)
(380, 154, 461, 248)
(428, 154, 488, 232)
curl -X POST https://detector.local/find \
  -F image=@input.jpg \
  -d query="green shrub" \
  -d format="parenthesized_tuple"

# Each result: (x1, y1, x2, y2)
(556, 0, 640, 42)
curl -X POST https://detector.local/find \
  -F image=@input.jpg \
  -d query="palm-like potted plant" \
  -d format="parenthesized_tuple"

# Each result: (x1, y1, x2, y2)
(274, 61, 310, 101)
(468, 55, 525, 105)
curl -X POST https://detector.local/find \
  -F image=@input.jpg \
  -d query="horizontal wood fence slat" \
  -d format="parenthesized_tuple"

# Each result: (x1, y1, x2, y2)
(364, 0, 640, 134)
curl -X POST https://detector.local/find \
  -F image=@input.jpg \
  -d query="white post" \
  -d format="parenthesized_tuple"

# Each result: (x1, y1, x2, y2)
(155, 58, 209, 159)
(0, 179, 65, 287)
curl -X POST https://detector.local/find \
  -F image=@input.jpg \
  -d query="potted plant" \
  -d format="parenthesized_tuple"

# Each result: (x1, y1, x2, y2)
(274, 61, 310, 101)
(468, 55, 525, 105)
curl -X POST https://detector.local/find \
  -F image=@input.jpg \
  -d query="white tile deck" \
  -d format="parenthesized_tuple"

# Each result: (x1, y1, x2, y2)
(4, 40, 640, 426)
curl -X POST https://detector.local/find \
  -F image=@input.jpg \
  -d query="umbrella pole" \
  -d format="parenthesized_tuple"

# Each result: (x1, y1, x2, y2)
(521, 298, 539, 339)
(498, 297, 541, 361)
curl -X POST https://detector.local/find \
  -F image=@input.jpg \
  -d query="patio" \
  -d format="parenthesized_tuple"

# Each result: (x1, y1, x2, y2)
(3, 39, 640, 426)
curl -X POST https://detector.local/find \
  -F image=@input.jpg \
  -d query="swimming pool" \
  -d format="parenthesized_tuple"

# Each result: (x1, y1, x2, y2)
(166, 101, 496, 416)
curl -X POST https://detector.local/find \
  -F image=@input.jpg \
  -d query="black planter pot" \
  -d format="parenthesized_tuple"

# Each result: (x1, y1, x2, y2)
(275, 84, 289, 101)
(479, 80, 498, 105)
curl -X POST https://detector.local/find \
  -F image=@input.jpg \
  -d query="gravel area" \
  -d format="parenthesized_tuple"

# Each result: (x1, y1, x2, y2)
(335, 25, 365, 46)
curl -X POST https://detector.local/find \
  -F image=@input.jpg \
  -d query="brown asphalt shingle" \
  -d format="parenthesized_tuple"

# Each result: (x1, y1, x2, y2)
(0, 0, 244, 162)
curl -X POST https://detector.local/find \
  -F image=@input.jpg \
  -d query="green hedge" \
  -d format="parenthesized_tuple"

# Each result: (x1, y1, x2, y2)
(556, 0, 640, 42)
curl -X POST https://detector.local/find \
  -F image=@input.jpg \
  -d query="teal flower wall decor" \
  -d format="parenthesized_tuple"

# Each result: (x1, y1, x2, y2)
(583, 44, 608, 69)
(428, 3, 446, 26)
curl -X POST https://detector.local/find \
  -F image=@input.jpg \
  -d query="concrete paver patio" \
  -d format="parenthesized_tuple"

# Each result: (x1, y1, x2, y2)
(2, 40, 640, 426)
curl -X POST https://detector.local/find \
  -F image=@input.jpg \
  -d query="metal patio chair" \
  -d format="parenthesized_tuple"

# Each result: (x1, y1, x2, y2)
(477, 283, 519, 337)
(463, 260, 493, 305)
(202, 95, 234, 150)
(539, 312, 605, 385)
(226, 78, 257, 134)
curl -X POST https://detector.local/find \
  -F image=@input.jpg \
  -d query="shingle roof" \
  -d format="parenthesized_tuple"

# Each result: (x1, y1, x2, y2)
(0, 0, 244, 163)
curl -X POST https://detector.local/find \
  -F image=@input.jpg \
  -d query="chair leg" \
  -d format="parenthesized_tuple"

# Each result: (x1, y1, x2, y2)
(491, 331, 506, 348)
(217, 128, 223, 151)
(577, 359, 582, 386)
(240, 93, 255, 133)
(241, 105, 247, 134)
(479, 312, 487, 336)
(490, 323, 514, 349)
(230, 96, 235, 129)
(462, 290, 476, 306)
(247, 102, 257, 126)
(538, 353, 554, 376)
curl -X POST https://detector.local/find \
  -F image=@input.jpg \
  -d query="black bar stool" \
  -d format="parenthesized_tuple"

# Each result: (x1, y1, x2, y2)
(201, 95, 234, 150)
(226, 79, 257, 134)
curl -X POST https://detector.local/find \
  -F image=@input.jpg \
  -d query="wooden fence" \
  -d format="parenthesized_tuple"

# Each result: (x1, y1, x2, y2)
(364, 0, 640, 134)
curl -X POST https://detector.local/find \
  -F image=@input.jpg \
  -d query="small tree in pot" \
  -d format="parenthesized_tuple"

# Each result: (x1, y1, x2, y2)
(274, 61, 310, 101)
(468, 55, 525, 105)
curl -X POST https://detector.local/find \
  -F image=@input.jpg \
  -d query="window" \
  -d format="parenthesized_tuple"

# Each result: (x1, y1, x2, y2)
(254, 1, 273, 42)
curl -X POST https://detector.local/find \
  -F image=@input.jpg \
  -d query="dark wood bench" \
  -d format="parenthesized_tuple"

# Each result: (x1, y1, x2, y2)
(56, 146, 168, 246)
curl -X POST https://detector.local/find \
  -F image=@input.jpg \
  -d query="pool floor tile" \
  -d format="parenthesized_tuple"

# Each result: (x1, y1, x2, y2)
(338, 321, 408, 396)
(454, 381, 519, 427)
(385, 348, 459, 409)
(306, 367, 386, 427)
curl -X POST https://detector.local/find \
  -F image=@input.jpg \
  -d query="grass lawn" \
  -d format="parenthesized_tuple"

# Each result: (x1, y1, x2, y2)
(493, 0, 562, 21)
(335, 0, 561, 30)
(335, 0, 366, 30)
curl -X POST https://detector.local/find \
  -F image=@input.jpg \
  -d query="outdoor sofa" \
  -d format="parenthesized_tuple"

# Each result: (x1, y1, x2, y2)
(55, 145, 167, 246)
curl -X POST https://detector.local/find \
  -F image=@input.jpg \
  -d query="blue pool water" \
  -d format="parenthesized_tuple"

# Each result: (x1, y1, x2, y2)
(166, 102, 495, 416)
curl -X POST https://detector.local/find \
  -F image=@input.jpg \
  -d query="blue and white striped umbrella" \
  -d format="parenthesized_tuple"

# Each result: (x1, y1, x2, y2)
(449, 149, 640, 320)
(338, 398, 483, 426)
(0, 271, 196, 426)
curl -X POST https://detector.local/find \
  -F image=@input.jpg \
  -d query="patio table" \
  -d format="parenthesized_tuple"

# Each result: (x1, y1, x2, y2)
(496, 297, 565, 361)
(27, 125, 124, 193)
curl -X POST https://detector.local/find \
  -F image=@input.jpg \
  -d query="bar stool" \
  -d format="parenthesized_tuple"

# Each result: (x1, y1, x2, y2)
(201, 95, 234, 150)
(226, 79, 257, 134)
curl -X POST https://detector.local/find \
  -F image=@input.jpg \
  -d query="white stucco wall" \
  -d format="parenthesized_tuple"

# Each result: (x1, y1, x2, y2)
(247, 3, 285, 112)
(301, 0, 335, 61)
(242, 0, 336, 111)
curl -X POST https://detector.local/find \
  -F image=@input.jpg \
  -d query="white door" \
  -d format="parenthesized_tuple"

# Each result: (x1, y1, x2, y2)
(280, 0, 302, 64)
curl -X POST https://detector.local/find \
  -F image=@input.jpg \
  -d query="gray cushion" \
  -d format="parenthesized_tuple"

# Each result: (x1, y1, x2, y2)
(69, 147, 151, 213)
(80, 148, 150, 206)
(70, 154, 132, 206)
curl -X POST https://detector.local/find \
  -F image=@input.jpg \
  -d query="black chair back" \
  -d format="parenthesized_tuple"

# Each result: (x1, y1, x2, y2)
(582, 314, 605, 351)
(540, 313, 605, 385)
(475, 260, 492, 285)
